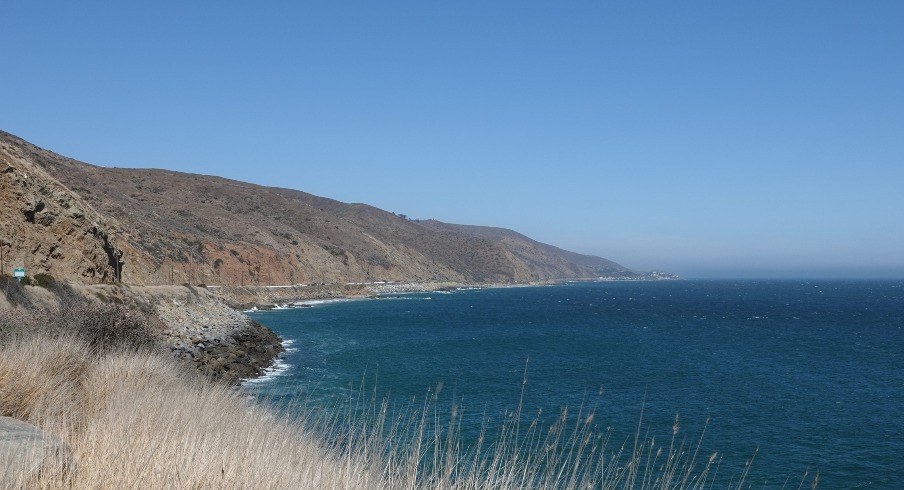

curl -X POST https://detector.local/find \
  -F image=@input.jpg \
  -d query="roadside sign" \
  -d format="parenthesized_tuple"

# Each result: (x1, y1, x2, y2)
(13, 268, 25, 278)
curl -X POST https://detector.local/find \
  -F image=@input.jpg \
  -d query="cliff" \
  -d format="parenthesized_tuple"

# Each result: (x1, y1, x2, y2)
(0, 136, 124, 284)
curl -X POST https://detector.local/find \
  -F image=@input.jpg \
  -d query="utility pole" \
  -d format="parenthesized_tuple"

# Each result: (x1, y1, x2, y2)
(1, 239, 5, 298)
(115, 249, 121, 283)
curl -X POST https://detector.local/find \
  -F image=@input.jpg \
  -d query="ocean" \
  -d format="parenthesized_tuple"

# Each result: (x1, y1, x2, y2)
(244, 280, 904, 487)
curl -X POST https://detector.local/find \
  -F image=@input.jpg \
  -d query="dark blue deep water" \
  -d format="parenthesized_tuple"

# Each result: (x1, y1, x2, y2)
(245, 280, 904, 487)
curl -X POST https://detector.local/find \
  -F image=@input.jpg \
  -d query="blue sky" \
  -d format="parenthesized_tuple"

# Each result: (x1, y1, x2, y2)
(2, 2, 902, 278)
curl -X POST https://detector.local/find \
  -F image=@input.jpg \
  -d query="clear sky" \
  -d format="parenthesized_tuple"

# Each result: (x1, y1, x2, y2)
(2, 1, 902, 278)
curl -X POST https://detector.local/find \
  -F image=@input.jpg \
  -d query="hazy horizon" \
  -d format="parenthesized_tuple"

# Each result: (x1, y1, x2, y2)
(675, 269, 904, 280)
(2, 2, 901, 279)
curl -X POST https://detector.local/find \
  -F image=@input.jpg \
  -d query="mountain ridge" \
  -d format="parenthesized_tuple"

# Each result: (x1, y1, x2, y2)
(0, 130, 672, 287)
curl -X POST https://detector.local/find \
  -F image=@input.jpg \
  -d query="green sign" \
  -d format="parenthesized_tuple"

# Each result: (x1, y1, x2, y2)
(13, 268, 25, 278)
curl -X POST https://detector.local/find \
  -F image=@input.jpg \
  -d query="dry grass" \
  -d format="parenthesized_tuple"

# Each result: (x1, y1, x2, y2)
(1, 334, 366, 488)
(0, 331, 808, 489)
(319, 370, 755, 490)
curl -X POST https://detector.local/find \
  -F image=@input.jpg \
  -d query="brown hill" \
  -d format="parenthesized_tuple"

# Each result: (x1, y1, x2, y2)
(0, 130, 656, 286)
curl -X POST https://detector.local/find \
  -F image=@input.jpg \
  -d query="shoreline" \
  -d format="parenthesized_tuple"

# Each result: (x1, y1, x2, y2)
(211, 279, 568, 311)
(224, 276, 682, 382)
(214, 276, 679, 312)
(3, 277, 675, 386)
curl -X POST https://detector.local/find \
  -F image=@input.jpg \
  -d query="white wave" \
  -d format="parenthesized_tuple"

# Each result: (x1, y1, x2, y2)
(242, 357, 291, 385)
(378, 294, 436, 301)
(280, 339, 298, 353)
(292, 298, 354, 307)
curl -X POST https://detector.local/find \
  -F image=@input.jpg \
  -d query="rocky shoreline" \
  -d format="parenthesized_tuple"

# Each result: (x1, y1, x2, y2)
(172, 320, 283, 383)
(133, 286, 286, 384)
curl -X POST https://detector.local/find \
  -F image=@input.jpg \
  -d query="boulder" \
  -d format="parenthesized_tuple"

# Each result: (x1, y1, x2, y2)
(0, 416, 73, 487)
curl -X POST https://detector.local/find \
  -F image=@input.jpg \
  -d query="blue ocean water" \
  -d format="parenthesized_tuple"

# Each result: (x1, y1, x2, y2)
(245, 280, 904, 487)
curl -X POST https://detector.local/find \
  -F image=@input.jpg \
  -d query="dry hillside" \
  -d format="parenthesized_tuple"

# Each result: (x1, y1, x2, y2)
(0, 130, 660, 286)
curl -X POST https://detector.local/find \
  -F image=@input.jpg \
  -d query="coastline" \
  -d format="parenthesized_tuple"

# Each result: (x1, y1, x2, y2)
(4, 277, 676, 386)
(208, 281, 487, 311)
(211, 279, 585, 312)
(2, 280, 572, 387)
(218, 276, 680, 382)
(211, 276, 678, 312)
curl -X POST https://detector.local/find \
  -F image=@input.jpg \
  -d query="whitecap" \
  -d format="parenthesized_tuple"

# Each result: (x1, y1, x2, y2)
(292, 298, 354, 307)
(242, 357, 291, 384)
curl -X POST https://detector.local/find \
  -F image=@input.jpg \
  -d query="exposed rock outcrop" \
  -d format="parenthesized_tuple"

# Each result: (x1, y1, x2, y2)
(0, 136, 124, 283)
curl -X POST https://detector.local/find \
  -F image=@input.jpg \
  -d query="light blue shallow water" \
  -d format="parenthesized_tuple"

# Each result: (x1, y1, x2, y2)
(245, 280, 904, 487)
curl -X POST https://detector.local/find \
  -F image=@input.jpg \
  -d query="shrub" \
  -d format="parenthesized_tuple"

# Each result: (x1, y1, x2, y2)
(33, 273, 56, 289)
(61, 303, 162, 352)
(0, 300, 162, 353)
(0, 274, 31, 308)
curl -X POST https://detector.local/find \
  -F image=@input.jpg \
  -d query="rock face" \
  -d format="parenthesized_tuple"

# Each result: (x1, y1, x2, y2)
(0, 416, 73, 488)
(0, 130, 654, 288)
(0, 136, 124, 283)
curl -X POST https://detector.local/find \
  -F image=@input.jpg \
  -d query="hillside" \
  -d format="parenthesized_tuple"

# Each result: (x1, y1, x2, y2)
(0, 130, 665, 287)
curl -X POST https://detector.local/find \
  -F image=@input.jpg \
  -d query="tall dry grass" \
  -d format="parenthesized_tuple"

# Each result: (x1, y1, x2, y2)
(0, 334, 373, 488)
(0, 331, 811, 488)
(313, 369, 762, 490)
